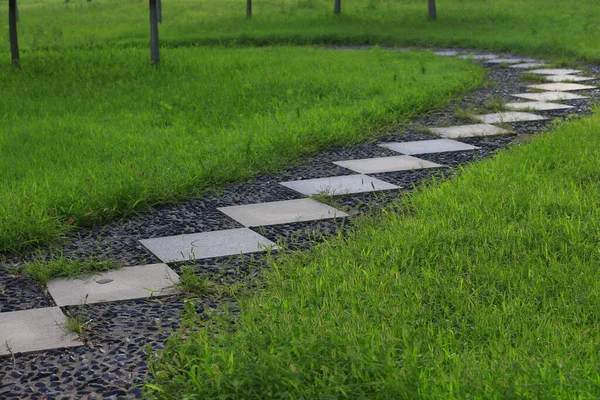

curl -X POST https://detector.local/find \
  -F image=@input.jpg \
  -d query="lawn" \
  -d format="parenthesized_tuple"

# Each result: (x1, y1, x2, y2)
(0, 47, 482, 252)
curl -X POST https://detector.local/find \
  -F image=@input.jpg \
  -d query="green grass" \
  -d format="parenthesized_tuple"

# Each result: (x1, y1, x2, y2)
(0, 47, 482, 252)
(3, 0, 600, 61)
(147, 110, 600, 399)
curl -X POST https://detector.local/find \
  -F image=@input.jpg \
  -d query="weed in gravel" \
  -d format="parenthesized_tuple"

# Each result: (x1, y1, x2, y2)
(20, 256, 118, 285)
(484, 97, 506, 112)
(521, 73, 548, 83)
(177, 266, 215, 296)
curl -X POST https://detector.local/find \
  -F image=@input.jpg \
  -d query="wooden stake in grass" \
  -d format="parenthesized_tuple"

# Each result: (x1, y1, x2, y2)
(246, 0, 252, 18)
(428, 0, 437, 20)
(9, 0, 20, 68)
(149, 0, 160, 65)
(334, 0, 341, 15)
(157, 0, 163, 23)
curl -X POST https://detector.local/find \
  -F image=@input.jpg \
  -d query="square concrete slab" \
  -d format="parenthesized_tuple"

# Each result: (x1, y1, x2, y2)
(512, 92, 588, 101)
(428, 124, 510, 138)
(487, 58, 536, 64)
(140, 228, 277, 263)
(379, 139, 479, 155)
(544, 75, 595, 83)
(528, 68, 582, 75)
(333, 155, 442, 174)
(0, 307, 81, 356)
(473, 112, 546, 124)
(505, 101, 574, 111)
(280, 175, 398, 196)
(47, 264, 180, 306)
(458, 54, 498, 61)
(217, 199, 348, 227)
(509, 62, 546, 69)
(528, 83, 596, 91)
(434, 50, 458, 56)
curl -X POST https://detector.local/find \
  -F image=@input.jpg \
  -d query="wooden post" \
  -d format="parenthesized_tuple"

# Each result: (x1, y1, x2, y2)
(157, 0, 162, 23)
(149, 0, 160, 65)
(9, 0, 20, 68)
(246, 0, 252, 18)
(428, 0, 437, 20)
(334, 0, 341, 14)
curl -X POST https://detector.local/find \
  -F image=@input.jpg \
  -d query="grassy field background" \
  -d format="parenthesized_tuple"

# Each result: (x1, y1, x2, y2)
(2, 0, 600, 60)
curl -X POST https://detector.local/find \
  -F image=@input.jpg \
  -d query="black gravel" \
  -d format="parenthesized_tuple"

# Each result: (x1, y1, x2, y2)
(1, 48, 597, 399)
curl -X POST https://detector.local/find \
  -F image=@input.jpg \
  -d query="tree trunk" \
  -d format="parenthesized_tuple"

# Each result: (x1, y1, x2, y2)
(9, 0, 20, 68)
(428, 0, 437, 20)
(246, 0, 252, 19)
(334, 0, 341, 14)
(157, 0, 162, 23)
(149, 0, 160, 65)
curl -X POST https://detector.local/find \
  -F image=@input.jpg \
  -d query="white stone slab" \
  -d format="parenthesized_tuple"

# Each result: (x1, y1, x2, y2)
(333, 156, 442, 174)
(47, 264, 180, 306)
(0, 307, 81, 356)
(473, 112, 546, 124)
(428, 124, 510, 138)
(458, 54, 498, 61)
(528, 83, 596, 91)
(379, 139, 478, 155)
(217, 199, 348, 227)
(544, 75, 595, 83)
(509, 62, 546, 69)
(505, 101, 574, 111)
(528, 68, 582, 75)
(280, 175, 398, 196)
(140, 228, 277, 263)
(434, 50, 459, 57)
(487, 58, 536, 64)
(512, 92, 588, 101)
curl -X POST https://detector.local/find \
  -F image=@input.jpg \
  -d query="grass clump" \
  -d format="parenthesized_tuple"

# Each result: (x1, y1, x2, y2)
(147, 111, 600, 398)
(0, 47, 482, 252)
(18, 256, 118, 285)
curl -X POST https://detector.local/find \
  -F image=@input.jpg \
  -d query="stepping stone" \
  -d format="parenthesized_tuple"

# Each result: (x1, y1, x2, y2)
(140, 228, 277, 263)
(429, 124, 510, 138)
(47, 264, 180, 306)
(528, 83, 596, 91)
(217, 198, 348, 227)
(509, 62, 546, 69)
(512, 92, 588, 101)
(333, 155, 442, 174)
(280, 175, 398, 196)
(505, 101, 574, 111)
(434, 50, 459, 56)
(458, 54, 499, 61)
(473, 112, 546, 124)
(545, 75, 595, 83)
(379, 139, 478, 155)
(487, 58, 536, 64)
(528, 68, 582, 75)
(0, 307, 80, 356)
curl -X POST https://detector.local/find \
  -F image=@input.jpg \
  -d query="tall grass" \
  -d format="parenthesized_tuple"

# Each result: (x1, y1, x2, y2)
(148, 112, 600, 399)
(2, 0, 600, 60)
(0, 47, 482, 251)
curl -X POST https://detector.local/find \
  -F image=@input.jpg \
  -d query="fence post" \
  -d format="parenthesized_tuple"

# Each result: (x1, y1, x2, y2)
(334, 0, 341, 14)
(428, 0, 437, 20)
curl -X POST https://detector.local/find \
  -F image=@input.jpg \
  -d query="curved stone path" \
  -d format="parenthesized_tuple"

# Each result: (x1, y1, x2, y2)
(1, 48, 599, 399)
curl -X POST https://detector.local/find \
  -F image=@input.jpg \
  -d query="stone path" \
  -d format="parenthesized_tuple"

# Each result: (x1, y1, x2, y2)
(1, 49, 599, 399)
